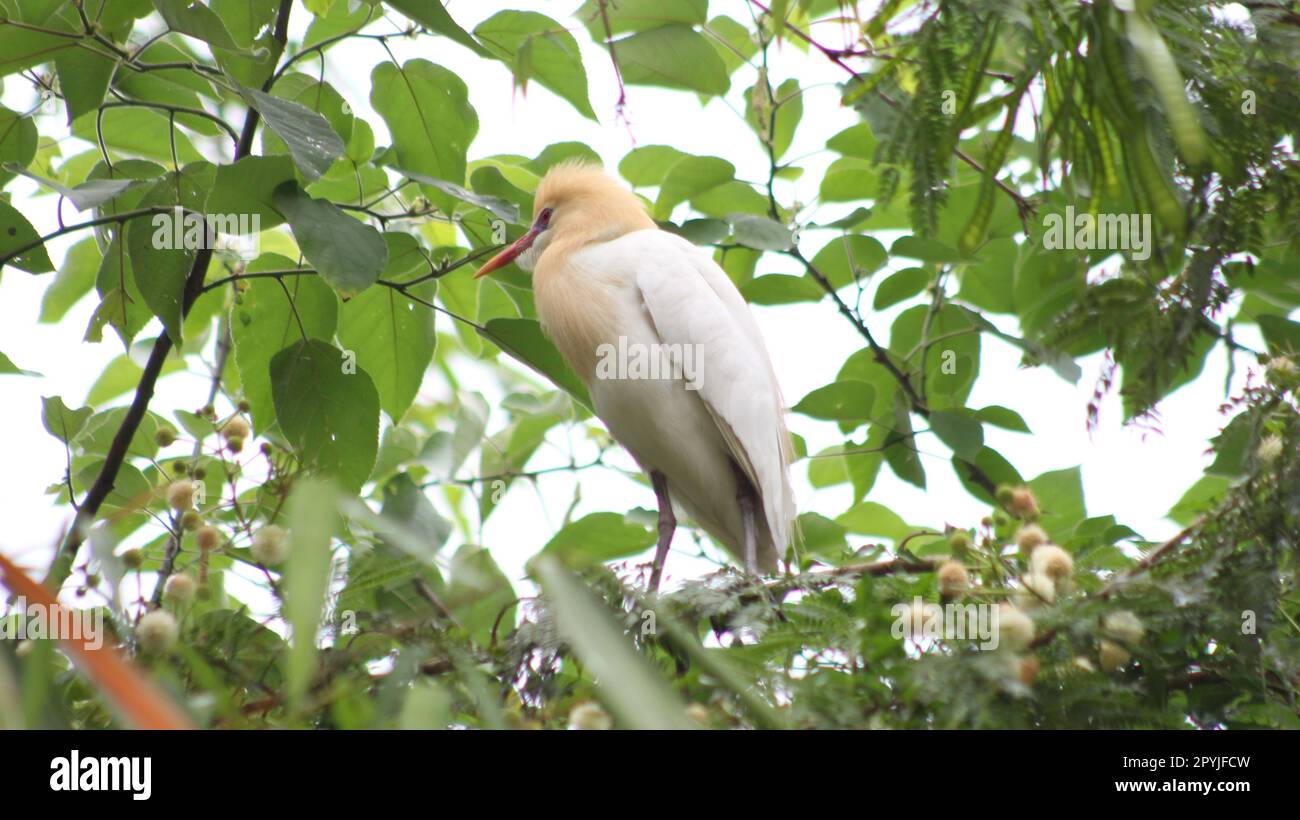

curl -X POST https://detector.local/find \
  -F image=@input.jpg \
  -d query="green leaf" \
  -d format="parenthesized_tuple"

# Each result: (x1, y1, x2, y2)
(818, 158, 877, 203)
(446, 544, 516, 647)
(54, 47, 116, 124)
(0, 351, 38, 376)
(125, 221, 194, 346)
(377, 472, 451, 557)
(655, 156, 734, 219)
(419, 391, 490, 481)
(618, 144, 689, 186)
(396, 680, 452, 729)
(889, 304, 981, 410)
(239, 86, 345, 182)
(76, 459, 151, 513)
(808, 441, 882, 498)
(527, 142, 602, 175)
(1028, 467, 1087, 539)
(793, 380, 877, 422)
(827, 122, 876, 159)
(741, 273, 824, 305)
(262, 73, 355, 156)
(86, 351, 184, 405)
(953, 446, 1021, 504)
(75, 407, 164, 459)
(705, 15, 758, 75)
(975, 405, 1031, 433)
(873, 267, 928, 309)
(389, 167, 520, 224)
(652, 610, 788, 729)
(1167, 474, 1230, 527)
(72, 108, 203, 165)
(798, 511, 847, 554)
(4, 164, 147, 211)
(468, 165, 534, 220)
(88, 239, 149, 347)
(0, 106, 38, 186)
(0, 7, 76, 77)
(383, 0, 489, 56)
(475, 392, 569, 522)
(667, 218, 730, 245)
(577, 0, 707, 36)
(1207, 413, 1251, 478)
(836, 501, 911, 542)
(123, 168, 213, 344)
(0, 199, 53, 273)
(883, 398, 925, 488)
(884, 439, 926, 489)
(929, 409, 984, 461)
(810, 235, 888, 289)
(958, 237, 1017, 313)
(152, 0, 245, 51)
(283, 477, 340, 710)
(230, 258, 338, 433)
(273, 182, 387, 297)
(745, 78, 802, 159)
(211, 0, 282, 87)
(338, 234, 436, 421)
(532, 557, 696, 730)
(370, 59, 478, 213)
(270, 339, 380, 493)
(41, 396, 93, 444)
(1258, 315, 1300, 356)
(891, 235, 967, 264)
(728, 214, 793, 250)
(39, 238, 101, 323)
(475, 11, 596, 120)
(303, 0, 334, 16)
(612, 25, 730, 96)
(542, 512, 656, 568)
(480, 318, 592, 409)
(206, 155, 296, 230)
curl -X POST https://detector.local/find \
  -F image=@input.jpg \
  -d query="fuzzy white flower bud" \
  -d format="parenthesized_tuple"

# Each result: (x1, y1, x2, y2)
(136, 609, 179, 653)
(568, 701, 612, 730)
(166, 479, 194, 511)
(251, 525, 289, 565)
(996, 603, 1035, 652)
(1102, 610, 1145, 646)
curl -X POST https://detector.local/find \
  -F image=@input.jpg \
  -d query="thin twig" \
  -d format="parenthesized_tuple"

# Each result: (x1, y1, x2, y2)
(44, 0, 297, 592)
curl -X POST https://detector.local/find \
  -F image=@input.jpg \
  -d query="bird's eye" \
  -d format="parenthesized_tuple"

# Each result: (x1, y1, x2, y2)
(535, 207, 554, 230)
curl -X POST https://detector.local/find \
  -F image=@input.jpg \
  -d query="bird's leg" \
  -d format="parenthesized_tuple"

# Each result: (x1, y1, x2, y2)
(736, 476, 759, 576)
(648, 470, 675, 594)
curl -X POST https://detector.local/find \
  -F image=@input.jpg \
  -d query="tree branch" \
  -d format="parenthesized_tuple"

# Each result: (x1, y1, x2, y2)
(44, 0, 297, 591)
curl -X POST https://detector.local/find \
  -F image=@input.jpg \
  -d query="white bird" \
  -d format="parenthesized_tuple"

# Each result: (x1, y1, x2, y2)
(475, 163, 796, 590)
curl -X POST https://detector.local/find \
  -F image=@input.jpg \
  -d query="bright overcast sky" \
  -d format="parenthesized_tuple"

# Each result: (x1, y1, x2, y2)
(0, 1, 1263, 598)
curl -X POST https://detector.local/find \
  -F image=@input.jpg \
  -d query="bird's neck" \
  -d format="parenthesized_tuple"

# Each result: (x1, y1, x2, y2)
(533, 228, 646, 383)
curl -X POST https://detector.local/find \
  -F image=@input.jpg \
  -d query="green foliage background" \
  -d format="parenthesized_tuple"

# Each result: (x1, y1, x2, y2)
(0, 0, 1298, 729)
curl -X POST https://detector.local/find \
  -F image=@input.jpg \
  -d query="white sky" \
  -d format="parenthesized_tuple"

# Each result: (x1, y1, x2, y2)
(0, 1, 1265, 602)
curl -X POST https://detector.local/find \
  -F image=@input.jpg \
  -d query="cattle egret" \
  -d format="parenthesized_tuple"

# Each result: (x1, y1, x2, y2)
(475, 164, 797, 590)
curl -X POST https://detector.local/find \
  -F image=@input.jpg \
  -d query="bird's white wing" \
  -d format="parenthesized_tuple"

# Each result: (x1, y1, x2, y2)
(629, 230, 797, 553)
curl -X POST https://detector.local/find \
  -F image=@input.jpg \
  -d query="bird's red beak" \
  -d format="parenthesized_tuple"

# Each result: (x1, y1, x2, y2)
(474, 224, 542, 278)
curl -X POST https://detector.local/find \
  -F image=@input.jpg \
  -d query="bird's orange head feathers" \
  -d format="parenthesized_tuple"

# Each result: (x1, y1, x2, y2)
(475, 161, 654, 278)
(531, 161, 654, 245)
